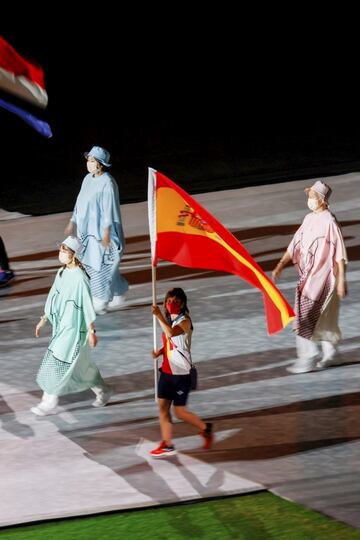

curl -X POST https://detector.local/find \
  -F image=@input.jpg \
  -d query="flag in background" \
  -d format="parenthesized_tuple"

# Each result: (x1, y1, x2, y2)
(0, 98, 52, 138)
(0, 36, 48, 108)
(148, 168, 295, 335)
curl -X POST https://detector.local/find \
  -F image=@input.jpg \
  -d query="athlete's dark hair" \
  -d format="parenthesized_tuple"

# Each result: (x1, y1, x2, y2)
(164, 287, 192, 328)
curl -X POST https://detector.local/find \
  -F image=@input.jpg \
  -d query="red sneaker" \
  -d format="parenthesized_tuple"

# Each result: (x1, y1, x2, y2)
(200, 422, 213, 450)
(149, 441, 177, 458)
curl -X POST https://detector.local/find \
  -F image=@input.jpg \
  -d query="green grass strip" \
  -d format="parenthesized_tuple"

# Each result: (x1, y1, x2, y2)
(1, 492, 359, 540)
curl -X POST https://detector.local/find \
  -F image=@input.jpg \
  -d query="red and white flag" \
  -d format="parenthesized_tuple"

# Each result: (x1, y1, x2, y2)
(0, 36, 48, 108)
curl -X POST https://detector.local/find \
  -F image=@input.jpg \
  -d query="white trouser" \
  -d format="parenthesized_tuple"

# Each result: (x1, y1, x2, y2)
(92, 297, 108, 314)
(91, 383, 108, 397)
(296, 335, 337, 362)
(321, 340, 338, 361)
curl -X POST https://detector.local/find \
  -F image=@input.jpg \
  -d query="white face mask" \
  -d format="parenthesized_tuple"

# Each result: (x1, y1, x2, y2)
(307, 198, 319, 212)
(87, 160, 99, 174)
(59, 251, 72, 265)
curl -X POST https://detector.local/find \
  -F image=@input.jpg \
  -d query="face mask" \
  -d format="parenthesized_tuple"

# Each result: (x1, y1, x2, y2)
(87, 160, 99, 174)
(59, 251, 72, 265)
(166, 301, 182, 315)
(307, 198, 319, 211)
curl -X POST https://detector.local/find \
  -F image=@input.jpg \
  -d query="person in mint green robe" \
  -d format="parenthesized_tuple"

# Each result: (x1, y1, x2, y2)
(31, 236, 113, 416)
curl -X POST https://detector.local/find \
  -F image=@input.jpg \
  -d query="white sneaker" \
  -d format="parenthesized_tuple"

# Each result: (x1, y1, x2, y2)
(107, 295, 127, 311)
(287, 358, 318, 374)
(93, 297, 108, 315)
(92, 387, 114, 407)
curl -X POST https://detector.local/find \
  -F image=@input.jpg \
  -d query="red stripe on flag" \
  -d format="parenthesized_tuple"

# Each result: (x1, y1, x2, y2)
(157, 232, 286, 334)
(157, 232, 263, 288)
(0, 36, 48, 108)
(0, 37, 45, 88)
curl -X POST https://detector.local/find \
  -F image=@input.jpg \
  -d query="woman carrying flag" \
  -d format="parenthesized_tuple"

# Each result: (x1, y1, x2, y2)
(150, 287, 213, 457)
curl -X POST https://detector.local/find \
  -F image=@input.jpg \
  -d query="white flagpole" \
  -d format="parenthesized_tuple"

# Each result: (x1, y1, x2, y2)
(151, 264, 158, 402)
(148, 167, 159, 402)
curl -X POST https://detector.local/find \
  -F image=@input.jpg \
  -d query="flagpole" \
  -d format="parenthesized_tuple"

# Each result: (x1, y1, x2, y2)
(151, 264, 158, 402)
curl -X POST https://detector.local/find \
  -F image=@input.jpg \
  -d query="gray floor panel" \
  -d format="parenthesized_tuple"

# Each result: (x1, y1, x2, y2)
(0, 173, 359, 527)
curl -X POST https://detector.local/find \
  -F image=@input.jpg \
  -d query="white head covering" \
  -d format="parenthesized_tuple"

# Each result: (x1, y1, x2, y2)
(304, 180, 332, 201)
(62, 236, 84, 257)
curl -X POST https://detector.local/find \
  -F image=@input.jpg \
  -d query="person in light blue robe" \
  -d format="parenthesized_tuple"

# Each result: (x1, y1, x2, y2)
(65, 146, 128, 314)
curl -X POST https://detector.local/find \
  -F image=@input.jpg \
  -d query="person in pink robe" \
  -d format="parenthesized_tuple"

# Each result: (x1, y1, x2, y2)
(272, 180, 347, 373)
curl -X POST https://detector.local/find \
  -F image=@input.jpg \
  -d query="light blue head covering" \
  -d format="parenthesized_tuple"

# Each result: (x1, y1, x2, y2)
(84, 146, 111, 167)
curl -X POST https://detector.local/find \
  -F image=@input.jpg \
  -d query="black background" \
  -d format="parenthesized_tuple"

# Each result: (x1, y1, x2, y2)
(1, 23, 359, 215)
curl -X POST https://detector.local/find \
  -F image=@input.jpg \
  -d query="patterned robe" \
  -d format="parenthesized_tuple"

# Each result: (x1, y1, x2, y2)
(36, 267, 103, 395)
(287, 210, 347, 342)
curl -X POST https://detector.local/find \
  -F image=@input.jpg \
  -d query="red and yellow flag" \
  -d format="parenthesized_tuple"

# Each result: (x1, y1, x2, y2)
(148, 168, 295, 335)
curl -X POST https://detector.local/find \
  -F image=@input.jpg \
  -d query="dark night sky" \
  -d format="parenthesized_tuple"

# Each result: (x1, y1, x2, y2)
(1, 25, 359, 214)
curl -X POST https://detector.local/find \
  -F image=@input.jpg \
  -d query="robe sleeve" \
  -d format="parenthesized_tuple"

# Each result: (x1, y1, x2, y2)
(287, 222, 304, 263)
(330, 221, 348, 264)
(71, 176, 88, 224)
(44, 269, 61, 324)
(80, 274, 96, 327)
(71, 203, 77, 224)
(71, 187, 81, 224)
(101, 183, 117, 228)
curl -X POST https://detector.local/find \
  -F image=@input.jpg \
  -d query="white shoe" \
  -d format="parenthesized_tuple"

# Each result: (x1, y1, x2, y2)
(287, 359, 318, 374)
(30, 392, 59, 415)
(107, 295, 127, 311)
(92, 387, 114, 407)
(93, 297, 108, 315)
(317, 355, 345, 369)
(30, 404, 58, 416)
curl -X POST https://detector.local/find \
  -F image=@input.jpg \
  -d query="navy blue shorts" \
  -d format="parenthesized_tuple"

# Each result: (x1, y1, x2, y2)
(158, 371, 191, 406)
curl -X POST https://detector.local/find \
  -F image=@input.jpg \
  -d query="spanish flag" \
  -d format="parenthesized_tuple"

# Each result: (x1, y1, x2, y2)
(148, 168, 295, 335)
